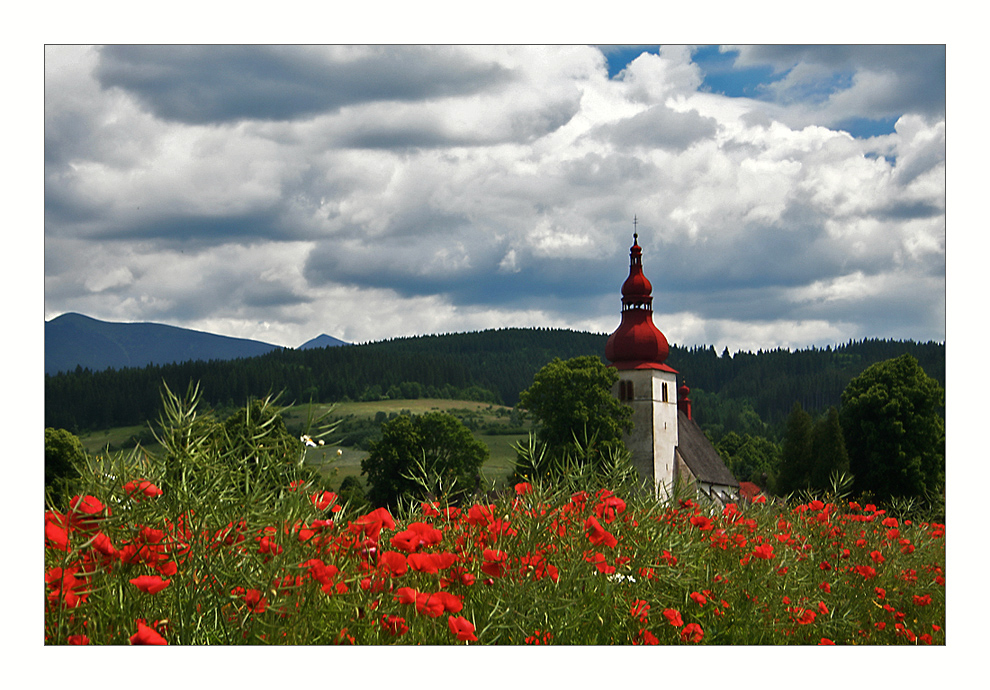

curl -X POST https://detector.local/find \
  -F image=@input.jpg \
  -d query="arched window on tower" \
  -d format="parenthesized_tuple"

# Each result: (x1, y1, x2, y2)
(618, 380, 634, 402)
(662, 382, 669, 403)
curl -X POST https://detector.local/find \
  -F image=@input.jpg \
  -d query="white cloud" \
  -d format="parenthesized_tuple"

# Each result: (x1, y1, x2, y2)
(45, 45, 945, 353)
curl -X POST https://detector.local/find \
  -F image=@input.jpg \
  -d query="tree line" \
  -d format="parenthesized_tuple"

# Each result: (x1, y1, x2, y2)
(45, 327, 944, 440)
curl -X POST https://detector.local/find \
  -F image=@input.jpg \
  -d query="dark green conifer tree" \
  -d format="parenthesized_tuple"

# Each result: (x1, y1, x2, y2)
(776, 402, 813, 495)
(809, 406, 850, 492)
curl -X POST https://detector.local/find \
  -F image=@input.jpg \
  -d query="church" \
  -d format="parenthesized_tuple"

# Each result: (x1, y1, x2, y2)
(604, 230, 739, 505)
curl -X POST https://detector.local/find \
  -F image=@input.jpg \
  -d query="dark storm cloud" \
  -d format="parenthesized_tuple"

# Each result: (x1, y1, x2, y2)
(89, 209, 294, 248)
(304, 229, 618, 309)
(594, 104, 719, 151)
(95, 45, 514, 125)
(660, 219, 840, 295)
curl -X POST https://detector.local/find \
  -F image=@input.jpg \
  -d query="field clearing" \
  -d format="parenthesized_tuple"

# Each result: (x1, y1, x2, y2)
(78, 425, 160, 455)
(281, 398, 516, 425)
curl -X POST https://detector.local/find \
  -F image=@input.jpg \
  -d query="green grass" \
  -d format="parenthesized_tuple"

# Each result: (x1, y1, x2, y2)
(77, 425, 161, 455)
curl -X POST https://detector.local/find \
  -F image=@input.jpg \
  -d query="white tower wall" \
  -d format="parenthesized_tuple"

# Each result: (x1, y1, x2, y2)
(613, 368, 679, 497)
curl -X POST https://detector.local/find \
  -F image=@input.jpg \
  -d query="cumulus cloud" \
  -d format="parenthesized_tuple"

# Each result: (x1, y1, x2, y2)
(45, 45, 945, 353)
(94, 45, 515, 124)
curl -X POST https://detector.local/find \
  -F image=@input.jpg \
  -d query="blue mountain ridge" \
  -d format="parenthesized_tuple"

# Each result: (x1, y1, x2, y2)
(45, 312, 347, 375)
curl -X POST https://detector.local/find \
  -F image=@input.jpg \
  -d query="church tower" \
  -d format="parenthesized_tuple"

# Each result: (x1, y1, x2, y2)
(605, 230, 680, 497)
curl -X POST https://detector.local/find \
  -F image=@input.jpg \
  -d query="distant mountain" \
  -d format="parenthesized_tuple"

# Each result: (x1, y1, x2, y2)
(299, 334, 349, 350)
(45, 313, 283, 375)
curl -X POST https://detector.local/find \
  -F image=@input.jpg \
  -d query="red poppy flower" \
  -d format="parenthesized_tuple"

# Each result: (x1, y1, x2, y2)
(660, 549, 677, 566)
(690, 591, 707, 607)
(123, 479, 163, 500)
(689, 514, 714, 531)
(855, 565, 877, 579)
(630, 599, 650, 622)
(130, 621, 167, 645)
(381, 614, 408, 637)
(45, 516, 70, 551)
(466, 503, 496, 526)
(430, 551, 458, 571)
(130, 574, 171, 594)
(870, 550, 885, 564)
(448, 615, 477, 642)
(819, 638, 836, 645)
(663, 608, 684, 627)
(585, 551, 616, 575)
(481, 548, 509, 578)
(435, 590, 464, 613)
(752, 543, 775, 560)
(310, 491, 338, 512)
(913, 594, 932, 606)
(595, 496, 627, 523)
(67, 635, 90, 645)
(514, 482, 533, 496)
(441, 566, 476, 588)
(680, 622, 704, 643)
(67, 495, 106, 530)
(394, 587, 418, 605)
(233, 587, 268, 613)
(584, 516, 618, 548)
(378, 550, 408, 576)
(634, 629, 660, 645)
(256, 535, 282, 559)
(90, 531, 118, 557)
(415, 591, 447, 618)
(350, 507, 396, 542)
(525, 630, 554, 645)
(796, 609, 816, 625)
(408, 552, 441, 574)
(390, 521, 443, 552)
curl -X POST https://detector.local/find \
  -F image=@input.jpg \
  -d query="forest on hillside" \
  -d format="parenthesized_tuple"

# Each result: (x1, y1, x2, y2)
(44, 328, 944, 442)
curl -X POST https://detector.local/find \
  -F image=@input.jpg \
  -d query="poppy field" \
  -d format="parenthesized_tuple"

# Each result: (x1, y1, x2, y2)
(45, 453, 945, 646)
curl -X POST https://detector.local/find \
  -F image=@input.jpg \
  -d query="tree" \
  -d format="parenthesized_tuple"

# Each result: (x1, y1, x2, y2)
(517, 356, 632, 464)
(809, 406, 849, 492)
(337, 475, 369, 512)
(45, 428, 87, 503)
(840, 354, 944, 502)
(362, 412, 488, 510)
(715, 431, 781, 488)
(776, 402, 813, 495)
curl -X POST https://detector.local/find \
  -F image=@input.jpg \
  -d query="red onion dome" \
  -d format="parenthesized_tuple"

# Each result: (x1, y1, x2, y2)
(605, 233, 672, 370)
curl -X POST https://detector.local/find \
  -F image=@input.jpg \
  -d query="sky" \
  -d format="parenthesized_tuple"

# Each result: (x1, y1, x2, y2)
(43, 44, 946, 353)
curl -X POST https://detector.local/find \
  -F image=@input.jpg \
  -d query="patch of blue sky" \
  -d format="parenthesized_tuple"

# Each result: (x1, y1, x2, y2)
(691, 45, 781, 98)
(836, 116, 900, 139)
(601, 45, 659, 78)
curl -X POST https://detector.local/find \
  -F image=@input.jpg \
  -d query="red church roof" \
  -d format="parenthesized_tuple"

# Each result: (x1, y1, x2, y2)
(605, 233, 676, 373)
